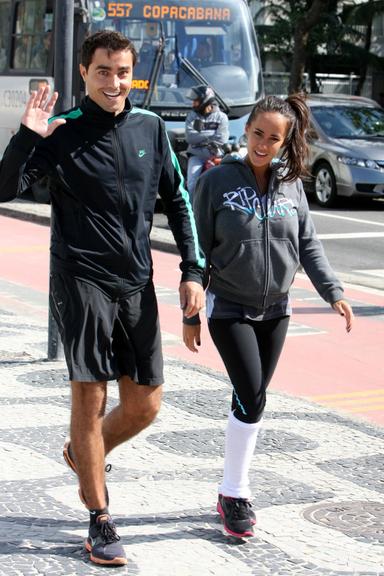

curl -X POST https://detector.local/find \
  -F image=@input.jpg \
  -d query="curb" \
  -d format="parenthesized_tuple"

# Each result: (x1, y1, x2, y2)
(0, 205, 50, 227)
(0, 202, 178, 255)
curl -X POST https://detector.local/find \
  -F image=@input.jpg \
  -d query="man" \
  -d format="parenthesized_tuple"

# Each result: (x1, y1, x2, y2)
(191, 39, 213, 67)
(0, 31, 204, 566)
(31, 30, 52, 70)
(185, 84, 229, 198)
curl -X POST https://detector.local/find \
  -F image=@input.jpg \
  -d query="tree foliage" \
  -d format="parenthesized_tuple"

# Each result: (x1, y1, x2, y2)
(254, 0, 384, 94)
(289, 0, 332, 93)
(340, 0, 384, 94)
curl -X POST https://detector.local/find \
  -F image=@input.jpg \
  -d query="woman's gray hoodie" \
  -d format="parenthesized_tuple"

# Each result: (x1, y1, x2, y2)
(193, 156, 344, 309)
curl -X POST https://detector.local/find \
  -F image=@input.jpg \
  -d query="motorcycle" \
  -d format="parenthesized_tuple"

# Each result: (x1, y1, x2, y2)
(202, 142, 245, 173)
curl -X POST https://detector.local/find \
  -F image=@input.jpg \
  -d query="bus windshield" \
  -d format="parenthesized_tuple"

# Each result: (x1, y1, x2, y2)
(89, 0, 262, 117)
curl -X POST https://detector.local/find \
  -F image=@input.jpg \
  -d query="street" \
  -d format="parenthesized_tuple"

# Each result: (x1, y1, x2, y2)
(308, 198, 384, 291)
(0, 212, 383, 427)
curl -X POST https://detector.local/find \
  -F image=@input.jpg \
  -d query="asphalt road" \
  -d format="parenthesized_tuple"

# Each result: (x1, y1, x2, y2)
(308, 197, 384, 290)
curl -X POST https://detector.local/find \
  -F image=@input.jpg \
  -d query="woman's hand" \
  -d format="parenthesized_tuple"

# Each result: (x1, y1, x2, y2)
(21, 86, 66, 138)
(332, 300, 354, 332)
(183, 323, 201, 352)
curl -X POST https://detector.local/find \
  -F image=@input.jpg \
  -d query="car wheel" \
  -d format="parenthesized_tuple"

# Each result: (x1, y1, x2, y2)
(313, 162, 337, 208)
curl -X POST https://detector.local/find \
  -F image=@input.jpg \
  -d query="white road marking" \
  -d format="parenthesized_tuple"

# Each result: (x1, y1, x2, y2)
(353, 269, 384, 278)
(317, 232, 384, 239)
(310, 210, 384, 227)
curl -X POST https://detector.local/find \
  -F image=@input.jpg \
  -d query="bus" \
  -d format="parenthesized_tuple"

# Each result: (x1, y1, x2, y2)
(0, 0, 263, 199)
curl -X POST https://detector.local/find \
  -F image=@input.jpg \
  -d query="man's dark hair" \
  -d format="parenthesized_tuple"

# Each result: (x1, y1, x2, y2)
(81, 30, 137, 70)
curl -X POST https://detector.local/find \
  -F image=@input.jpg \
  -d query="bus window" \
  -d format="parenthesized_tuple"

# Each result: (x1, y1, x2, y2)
(0, 1, 11, 71)
(30, 29, 51, 69)
(11, 0, 53, 72)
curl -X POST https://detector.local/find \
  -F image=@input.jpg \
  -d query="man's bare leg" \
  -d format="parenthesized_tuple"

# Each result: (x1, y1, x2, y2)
(70, 380, 107, 510)
(103, 376, 162, 455)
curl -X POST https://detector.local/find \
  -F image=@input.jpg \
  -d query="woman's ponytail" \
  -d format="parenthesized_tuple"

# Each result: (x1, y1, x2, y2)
(282, 93, 310, 182)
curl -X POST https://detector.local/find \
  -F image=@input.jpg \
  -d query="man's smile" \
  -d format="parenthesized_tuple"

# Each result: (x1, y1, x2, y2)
(103, 91, 122, 98)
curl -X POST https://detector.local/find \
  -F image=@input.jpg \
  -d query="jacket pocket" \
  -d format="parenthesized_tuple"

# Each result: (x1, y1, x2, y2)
(213, 238, 299, 300)
(215, 239, 266, 297)
(268, 238, 299, 295)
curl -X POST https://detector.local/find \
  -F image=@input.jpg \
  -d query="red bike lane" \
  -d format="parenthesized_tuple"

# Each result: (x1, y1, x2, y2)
(1, 215, 383, 426)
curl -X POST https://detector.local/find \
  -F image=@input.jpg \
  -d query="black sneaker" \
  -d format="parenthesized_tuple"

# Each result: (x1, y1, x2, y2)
(63, 440, 110, 507)
(217, 494, 256, 538)
(85, 514, 127, 566)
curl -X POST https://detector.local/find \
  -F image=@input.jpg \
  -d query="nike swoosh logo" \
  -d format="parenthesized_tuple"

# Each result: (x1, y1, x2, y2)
(138, 150, 146, 158)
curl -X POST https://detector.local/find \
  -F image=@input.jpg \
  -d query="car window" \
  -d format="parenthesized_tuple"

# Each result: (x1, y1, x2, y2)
(311, 106, 384, 138)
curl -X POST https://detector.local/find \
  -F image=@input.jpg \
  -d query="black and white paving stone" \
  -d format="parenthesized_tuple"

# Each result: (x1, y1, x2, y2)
(0, 306, 383, 575)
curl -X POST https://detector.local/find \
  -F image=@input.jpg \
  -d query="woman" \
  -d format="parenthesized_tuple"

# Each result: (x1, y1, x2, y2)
(183, 94, 354, 539)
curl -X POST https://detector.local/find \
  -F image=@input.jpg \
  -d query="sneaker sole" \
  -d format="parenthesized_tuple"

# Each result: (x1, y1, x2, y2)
(216, 501, 255, 539)
(63, 441, 110, 508)
(63, 441, 87, 506)
(85, 540, 127, 566)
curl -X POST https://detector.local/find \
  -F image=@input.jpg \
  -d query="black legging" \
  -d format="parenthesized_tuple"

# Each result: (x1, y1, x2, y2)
(208, 316, 290, 424)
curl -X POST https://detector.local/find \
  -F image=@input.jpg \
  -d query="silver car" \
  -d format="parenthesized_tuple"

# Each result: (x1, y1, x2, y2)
(304, 94, 384, 207)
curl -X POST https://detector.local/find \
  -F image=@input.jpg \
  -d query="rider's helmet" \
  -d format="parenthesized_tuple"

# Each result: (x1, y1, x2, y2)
(186, 85, 216, 114)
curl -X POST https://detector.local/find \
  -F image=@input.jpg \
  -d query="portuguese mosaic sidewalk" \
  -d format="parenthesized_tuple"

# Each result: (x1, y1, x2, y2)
(0, 274, 384, 576)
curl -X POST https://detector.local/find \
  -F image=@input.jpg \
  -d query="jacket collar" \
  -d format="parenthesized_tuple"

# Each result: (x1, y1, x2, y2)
(80, 96, 133, 125)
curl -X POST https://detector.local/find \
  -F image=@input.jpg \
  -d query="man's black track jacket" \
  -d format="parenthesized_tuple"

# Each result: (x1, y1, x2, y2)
(0, 97, 205, 292)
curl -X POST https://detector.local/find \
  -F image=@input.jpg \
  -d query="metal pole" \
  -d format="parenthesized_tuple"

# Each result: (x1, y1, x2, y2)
(47, 0, 74, 360)
(53, 0, 74, 113)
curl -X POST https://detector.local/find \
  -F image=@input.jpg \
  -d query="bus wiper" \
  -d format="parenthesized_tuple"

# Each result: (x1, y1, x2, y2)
(142, 30, 165, 109)
(179, 57, 230, 115)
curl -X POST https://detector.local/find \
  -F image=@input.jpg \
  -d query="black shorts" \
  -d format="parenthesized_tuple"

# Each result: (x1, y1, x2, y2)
(50, 273, 164, 384)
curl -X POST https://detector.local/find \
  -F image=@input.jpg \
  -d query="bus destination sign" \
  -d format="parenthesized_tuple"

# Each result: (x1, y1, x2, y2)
(106, 2, 231, 21)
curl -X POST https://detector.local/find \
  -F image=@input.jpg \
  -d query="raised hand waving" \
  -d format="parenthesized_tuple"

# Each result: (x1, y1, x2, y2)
(21, 86, 66, 138)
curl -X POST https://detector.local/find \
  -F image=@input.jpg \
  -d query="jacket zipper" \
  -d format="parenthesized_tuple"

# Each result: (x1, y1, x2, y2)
(111, 127, 130, 272)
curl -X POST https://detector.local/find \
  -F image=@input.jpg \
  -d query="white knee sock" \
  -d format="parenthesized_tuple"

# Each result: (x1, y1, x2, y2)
(219, 411, 262, 499)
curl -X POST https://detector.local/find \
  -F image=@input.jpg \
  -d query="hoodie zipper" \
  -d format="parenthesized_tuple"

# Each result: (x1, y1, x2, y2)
(256, 172, 278, 309)
(254, 181, 270, 309)
(244, 160, 278, 308)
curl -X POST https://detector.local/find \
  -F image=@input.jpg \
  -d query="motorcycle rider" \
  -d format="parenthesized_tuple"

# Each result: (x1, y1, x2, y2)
(185, 84, 229, 198)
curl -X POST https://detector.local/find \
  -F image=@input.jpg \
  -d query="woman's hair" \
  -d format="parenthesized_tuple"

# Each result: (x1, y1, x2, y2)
(81, 30, 137, 70)
(246, 93, 310, 182)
